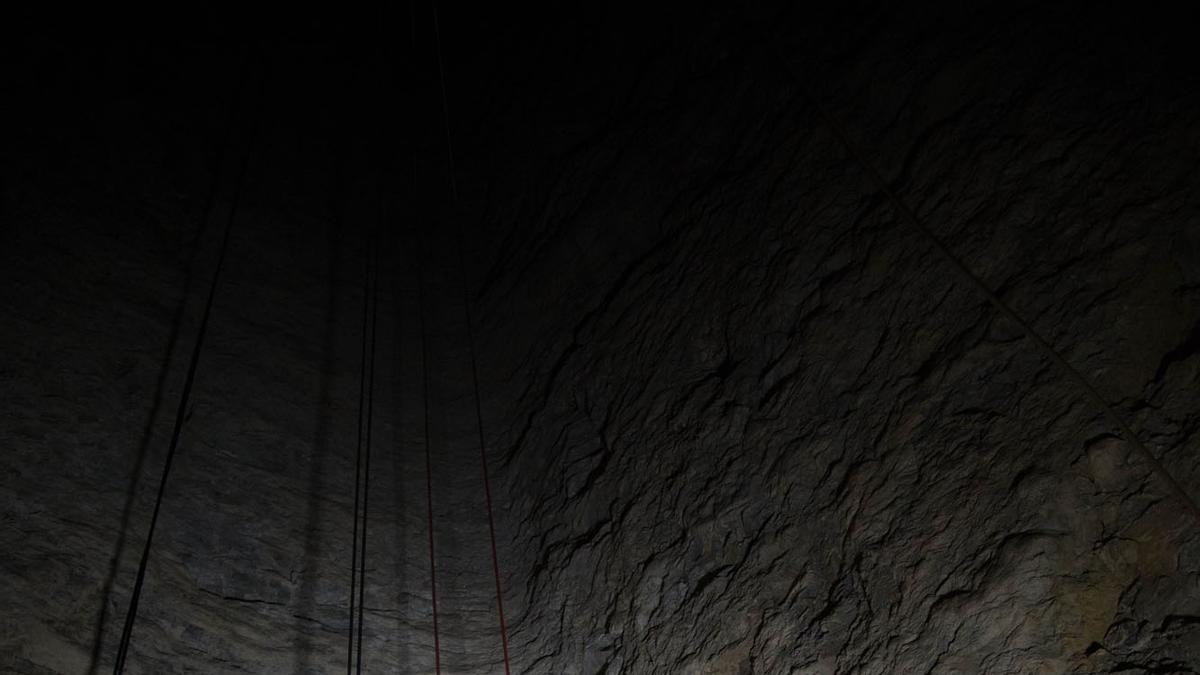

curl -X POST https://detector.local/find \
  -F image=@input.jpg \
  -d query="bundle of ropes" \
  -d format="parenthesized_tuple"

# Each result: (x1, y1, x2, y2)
(108, 4, 514, 674)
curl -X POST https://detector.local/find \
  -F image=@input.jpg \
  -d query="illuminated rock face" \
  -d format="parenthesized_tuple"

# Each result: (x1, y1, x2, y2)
(4, 4, 1200, 674)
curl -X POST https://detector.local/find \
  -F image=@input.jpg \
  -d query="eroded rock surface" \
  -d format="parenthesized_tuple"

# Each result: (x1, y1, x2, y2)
(4, 4, 1200, 674)
(467, 4, 1200, 674)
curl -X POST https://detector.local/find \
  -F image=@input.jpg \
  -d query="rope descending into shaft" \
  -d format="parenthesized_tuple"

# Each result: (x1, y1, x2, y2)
(431, 3, 513, 672)
(357, 220, 381, 674)
(766, 44, 1200, 525)
(416, 238, 443, 674)
(346, 193, 382, 675)
(112, 46, 264, 675)
(411, 2, 443, 671)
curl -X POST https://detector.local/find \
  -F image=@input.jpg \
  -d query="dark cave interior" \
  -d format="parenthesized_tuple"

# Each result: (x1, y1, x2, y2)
(4, 3, 1200, 673)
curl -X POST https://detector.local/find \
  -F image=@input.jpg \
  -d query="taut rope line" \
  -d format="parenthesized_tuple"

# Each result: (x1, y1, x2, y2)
(431, 2, 514, 671)
(112, 45, 266, 674)
(767, 43, 1200, 525)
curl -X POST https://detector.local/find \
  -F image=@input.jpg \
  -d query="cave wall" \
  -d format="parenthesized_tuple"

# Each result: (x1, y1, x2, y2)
(465, 4, 1200, 673)
(3, 3, 1200, 674)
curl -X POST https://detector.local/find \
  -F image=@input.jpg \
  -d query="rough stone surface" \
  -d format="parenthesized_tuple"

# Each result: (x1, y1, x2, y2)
(468, 4, 1200, 674)
(4, 4, 1200, 674)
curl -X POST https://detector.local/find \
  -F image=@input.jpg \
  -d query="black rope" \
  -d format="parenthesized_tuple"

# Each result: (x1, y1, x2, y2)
(112, 45, 265, 674)
(358, 28, 395, 674)
(358, 210, 381, 674)
(413, 5, 444, 670)
(346, 192, 382, 673)
(347, 26, 393, 671)
(416, 230, 443, 672)
(89, 38, 249, 675)
(345, 231, 365, 671)
(766, 43, 1200, 525)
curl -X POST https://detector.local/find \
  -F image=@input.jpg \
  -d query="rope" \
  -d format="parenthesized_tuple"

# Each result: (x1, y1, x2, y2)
(345, 218, 367, 671)
(457, 223, 513, 675)
(357, 201, 381, 674)
(90, 39, 249, 675)
(408, 2, 446, 667)
(111, 45, 265, 674)
(346, 179, 383, 674)
(766, 44, 1200, 525)
(416, 236, 443, 674)
(411, 3, 443, 671)
(431, 3, 513, 672)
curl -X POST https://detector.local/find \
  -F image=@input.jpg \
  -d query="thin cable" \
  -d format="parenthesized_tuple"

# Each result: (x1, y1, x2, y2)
(355, 205, 382, 675)
(766, 44, 1200, 524)
(456, 233, 513, 675)
(414, 2, 443, 671)
(112, 46, 265, 674)
(345, 210, 369, 675)
(91, 41, 249, 675)
(347, 191, 384, 674)
(431, 3, 513, 671)
(347, 18, 395, 674)
(416, 237, 442, 674)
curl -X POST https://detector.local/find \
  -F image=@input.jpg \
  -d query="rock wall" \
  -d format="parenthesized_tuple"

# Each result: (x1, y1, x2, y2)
(466, 4, 1200, 674)
(4, 4, 1200, 674)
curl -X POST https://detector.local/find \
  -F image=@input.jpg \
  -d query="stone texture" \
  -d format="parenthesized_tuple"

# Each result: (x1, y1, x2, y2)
(4, 4, 1200, 674)
(466, 4, 1200, 674)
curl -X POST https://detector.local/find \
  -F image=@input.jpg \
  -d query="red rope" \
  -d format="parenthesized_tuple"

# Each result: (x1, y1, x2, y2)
(432, 2, 513, 671)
